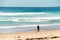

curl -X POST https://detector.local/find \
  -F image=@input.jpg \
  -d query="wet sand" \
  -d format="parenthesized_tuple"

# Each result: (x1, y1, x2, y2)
(0, 30, 60, 40)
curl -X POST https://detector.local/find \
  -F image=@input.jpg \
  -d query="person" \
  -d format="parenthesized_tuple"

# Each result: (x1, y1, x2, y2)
(37, 25, 40, 32)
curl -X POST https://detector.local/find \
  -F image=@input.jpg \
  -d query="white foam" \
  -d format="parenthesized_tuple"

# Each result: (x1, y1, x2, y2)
(0, 23, 60, 28)
(18, 16, 60, 19)
(0, 12, 60, 22)
(0, 16, 60, 22)
(0, 12, 45, 16)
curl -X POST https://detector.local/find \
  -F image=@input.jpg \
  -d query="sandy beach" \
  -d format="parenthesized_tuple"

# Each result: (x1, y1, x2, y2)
(0, 30, 60, 40)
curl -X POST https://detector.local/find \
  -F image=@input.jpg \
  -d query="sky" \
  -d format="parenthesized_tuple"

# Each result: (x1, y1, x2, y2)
(0, 0, 60, 7)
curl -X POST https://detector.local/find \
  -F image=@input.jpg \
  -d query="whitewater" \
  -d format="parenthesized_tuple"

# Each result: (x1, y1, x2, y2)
(0, 12, 60, 28)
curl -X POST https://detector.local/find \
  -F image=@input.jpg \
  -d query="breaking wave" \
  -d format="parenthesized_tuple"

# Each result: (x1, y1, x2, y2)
(0, 23, 60, 28)
(0, 12, 60, 29)
(0, 16, 60, 22)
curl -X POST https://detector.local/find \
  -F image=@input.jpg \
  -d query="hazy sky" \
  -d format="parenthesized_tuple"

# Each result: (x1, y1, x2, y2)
(0, 0, 60, 7)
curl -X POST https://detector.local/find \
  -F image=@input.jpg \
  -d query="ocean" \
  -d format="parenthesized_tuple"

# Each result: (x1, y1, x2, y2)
(0, 7, 60, 33)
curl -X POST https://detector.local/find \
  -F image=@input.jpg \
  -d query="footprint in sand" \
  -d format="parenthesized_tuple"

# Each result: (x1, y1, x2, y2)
(15, 35, 21, 40)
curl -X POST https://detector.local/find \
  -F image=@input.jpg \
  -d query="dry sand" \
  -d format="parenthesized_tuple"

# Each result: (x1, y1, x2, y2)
(0, 30, 60, 40)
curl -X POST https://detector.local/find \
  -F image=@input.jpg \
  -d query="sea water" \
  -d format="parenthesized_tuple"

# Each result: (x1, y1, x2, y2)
(0, 7, 60, 33)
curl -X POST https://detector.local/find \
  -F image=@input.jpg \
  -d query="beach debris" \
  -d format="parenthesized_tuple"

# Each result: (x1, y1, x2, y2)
(25, 36, 60, 40)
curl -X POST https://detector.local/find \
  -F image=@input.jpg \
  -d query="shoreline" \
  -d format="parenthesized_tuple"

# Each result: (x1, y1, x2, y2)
(0, 30, 60, 40)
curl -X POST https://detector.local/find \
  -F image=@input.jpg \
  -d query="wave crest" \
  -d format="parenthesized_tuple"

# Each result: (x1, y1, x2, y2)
(0, 16, 60, 22)
(0, 23, 60, 28)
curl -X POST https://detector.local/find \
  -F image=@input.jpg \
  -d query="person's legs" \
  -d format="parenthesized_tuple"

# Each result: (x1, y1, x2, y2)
(38, 26, 39, 32)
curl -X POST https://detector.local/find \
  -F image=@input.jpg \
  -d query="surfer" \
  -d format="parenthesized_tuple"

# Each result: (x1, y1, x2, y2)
(37, 25, 40, 32)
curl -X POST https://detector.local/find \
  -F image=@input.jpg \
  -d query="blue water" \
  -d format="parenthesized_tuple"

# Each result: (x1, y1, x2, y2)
(0, 7, 60, 33)
(0, 7, 60, 12)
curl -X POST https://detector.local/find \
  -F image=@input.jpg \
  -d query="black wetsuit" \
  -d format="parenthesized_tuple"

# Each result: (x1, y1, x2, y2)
(37, 25, 39, 32)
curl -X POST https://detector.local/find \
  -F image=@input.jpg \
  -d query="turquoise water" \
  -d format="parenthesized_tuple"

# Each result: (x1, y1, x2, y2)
(0, 7, 60, 12)
(0, 7, 60, 33)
